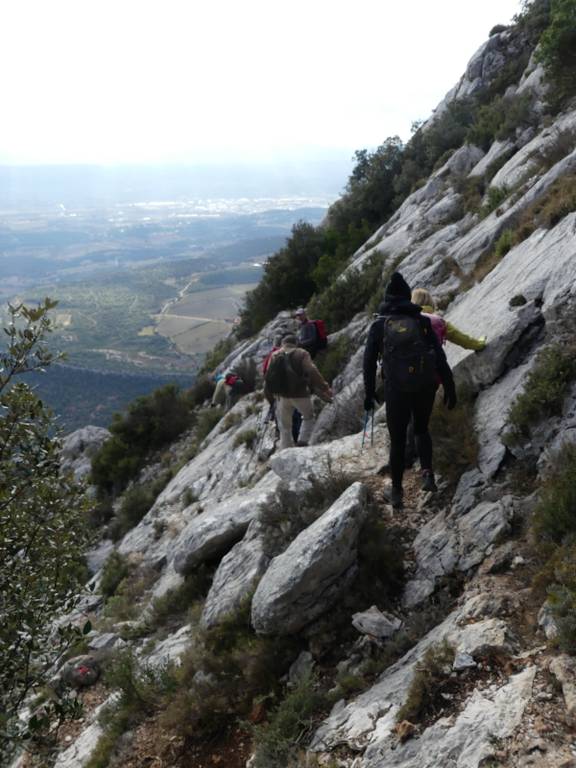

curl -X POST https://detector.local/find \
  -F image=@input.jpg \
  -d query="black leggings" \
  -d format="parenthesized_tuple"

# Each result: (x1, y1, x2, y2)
(385, 387, 437, 489)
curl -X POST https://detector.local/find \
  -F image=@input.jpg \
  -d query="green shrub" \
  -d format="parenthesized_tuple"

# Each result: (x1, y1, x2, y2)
(233, 428, 258, 450)
(481, 186, 510, 218)
(200, 336, 236, 374)
(429, 386, 479, 485)
(308, 252, 384, 333)
(396, 641, 455, 724)
(186, 374, 215, 408)
(149, 568, 213, 630)
(87, 651, 178, 768)
(315, 335, 353, 385)
(532, 444, 576, 544)
(494, 229, 515, 259)
(512, 175, 576, 244)
(251, 676, 328, 768)
(100, 551, 130, 599)
(356, 513, 405, 605)
(509, 294, 528, 307)
(536, 0, 576, 111)
(195, 406, 224, 444)
(506, 345, 576, 441)
(159, 606, 299, 744)
(108, 470, 172, 542)
(91, 384, 194, 495)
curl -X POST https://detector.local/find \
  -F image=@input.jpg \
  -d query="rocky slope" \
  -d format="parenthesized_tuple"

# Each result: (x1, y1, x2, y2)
(30, 19, 576, 768)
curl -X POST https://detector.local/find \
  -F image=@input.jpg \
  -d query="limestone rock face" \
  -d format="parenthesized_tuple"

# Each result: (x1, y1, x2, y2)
(201, 528, 270, 629)
(403, 497, 515, 607)
(270, 426, 388, 483)
(60, 425, 111, 481)
(251, 482, 368, 635)
(172, 474, 280, 575)
(363, 667, 536, 768)
(53, 695, 118, 768)
(311, 593, 517, 754)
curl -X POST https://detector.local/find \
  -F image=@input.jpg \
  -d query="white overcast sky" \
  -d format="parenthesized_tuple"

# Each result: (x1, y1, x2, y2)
(0, 0, 523, 166)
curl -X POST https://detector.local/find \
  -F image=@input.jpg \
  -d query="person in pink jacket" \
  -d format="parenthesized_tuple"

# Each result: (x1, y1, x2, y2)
(411, 288, 486, 351)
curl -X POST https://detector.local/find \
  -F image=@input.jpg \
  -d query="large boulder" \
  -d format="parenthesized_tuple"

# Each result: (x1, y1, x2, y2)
(251, 482, 367, 635)
(172, 475, 279, 575)
(201, 527, 270, 629)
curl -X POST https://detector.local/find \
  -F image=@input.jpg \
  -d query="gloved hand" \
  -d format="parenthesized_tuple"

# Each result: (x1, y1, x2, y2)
(364, 396, 375, 412)
(443, 385, 457, 411)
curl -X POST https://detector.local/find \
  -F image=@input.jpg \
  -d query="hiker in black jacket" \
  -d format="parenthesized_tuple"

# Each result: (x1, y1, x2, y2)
(363, 272, 456, 509)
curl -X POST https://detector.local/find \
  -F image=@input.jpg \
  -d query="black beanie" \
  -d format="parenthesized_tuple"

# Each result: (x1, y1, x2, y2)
(385, 271, 411, 300)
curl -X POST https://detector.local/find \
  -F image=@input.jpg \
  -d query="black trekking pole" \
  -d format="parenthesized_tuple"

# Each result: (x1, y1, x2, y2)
(361, 410, 370, 450)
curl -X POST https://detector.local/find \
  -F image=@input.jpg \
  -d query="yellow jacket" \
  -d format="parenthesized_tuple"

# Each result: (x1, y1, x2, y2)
(421, 305, 486, 352)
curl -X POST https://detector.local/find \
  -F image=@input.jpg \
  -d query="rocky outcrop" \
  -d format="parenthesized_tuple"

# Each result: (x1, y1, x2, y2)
(311, 592, 518, 753)
(403, 497, 516, 607)
(172, 472, 280, 574)
(363, 667, 536, 768)
(60, 425, 111, 481)
(251, 482, 368, 635)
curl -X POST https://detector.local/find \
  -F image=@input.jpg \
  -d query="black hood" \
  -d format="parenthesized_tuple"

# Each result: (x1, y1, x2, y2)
(377, 297, 423, 316)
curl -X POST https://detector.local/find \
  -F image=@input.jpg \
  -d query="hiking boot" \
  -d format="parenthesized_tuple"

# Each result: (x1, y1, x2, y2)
(421, 470, 438, 493)
(382, 486, 403, 510)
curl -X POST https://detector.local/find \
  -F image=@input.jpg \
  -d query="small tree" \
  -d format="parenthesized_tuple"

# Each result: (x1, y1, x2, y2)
(0, 300, 91, 759)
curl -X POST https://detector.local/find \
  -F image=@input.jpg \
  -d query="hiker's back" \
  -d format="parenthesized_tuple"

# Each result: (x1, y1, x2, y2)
(379, 314, 437, 393)
(264, 349, 307, 398)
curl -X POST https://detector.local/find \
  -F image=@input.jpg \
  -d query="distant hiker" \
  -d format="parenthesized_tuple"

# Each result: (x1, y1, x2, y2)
(411, 288, 487, 351)
(363, 272, 456, 509)
(294, 308, 328, 359)
(264, 334, 332, 449)
(211, 370, 245, 411)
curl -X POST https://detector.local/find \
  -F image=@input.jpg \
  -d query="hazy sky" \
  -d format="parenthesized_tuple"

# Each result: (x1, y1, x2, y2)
(1, 0, 523, 166)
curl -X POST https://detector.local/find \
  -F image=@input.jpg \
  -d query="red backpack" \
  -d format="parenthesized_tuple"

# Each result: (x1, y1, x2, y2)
(313, 319, 328, 350)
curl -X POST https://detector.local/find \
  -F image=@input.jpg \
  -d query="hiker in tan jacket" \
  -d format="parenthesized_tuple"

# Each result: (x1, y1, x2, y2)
(264, 334, 332, 450)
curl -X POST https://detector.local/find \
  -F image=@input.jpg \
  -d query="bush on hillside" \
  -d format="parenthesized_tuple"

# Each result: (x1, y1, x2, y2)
(532, 443, 576, 544)
(307, 252, 385, 333)
(0, 300, 91, 757)
(91, 384, 194, 495)
(536, 0, 576, 110)
(506, 344, 576, 441)
(237, 222, 326, 338)
(429, 386, 479, 485)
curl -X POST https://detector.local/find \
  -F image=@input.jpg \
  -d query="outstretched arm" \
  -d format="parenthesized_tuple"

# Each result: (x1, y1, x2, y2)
(446, 321, 486, 351)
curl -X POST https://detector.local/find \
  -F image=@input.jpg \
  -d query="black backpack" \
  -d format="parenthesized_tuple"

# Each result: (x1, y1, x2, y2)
(264, 351, 304, 397)
(380, 315, 437, 393)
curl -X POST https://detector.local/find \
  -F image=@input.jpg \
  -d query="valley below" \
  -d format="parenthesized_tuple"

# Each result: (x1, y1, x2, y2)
(0, 194, 330, 428)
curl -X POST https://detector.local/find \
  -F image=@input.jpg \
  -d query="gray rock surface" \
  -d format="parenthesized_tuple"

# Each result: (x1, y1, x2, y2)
(201, 527, 270, 628)
(363, 667, 536, 768)
(404, 497, 515, 607)
(251, 483, 367, 635)
(352, 607, 402, 639)
(173, 474, 280, 575)
(54, 695, 118, 768)
(311, 593, 517, 753)
(550, 656, 576, 716)
(60, 426, 111, 481)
